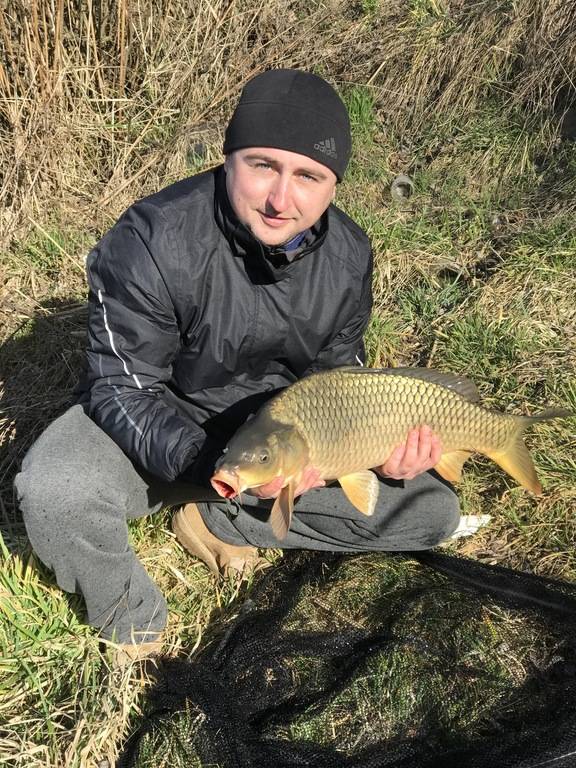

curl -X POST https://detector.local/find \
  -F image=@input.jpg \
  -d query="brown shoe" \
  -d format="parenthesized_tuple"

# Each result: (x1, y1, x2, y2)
(114, 639, 163, 667)
(173, 503, 262, 577)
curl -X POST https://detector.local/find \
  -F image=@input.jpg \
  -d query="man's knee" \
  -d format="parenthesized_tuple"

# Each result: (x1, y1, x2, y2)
(16, 426, 99, 523)
(16, 456, 85, 566)
(15, 405, 148, 525)
(15, 453, 66, 523)
(15, 428, 126, 570)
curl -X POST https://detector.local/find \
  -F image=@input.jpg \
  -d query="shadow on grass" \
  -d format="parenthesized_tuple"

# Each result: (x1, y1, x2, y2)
(0, 298, 88, 549)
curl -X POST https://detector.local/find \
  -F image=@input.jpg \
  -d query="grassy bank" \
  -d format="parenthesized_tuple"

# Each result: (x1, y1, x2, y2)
(1, 0, 575, 765)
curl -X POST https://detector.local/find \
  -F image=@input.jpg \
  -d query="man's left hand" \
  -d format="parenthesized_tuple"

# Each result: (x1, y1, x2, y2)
(375, 425, 442, 481)
(248, 465, 325, 499)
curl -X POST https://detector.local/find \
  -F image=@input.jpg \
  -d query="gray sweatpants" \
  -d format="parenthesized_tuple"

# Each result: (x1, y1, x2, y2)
(14, 405, 460, 643)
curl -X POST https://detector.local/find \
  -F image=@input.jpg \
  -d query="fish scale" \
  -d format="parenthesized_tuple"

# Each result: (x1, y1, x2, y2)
(268, 369, 515, 478)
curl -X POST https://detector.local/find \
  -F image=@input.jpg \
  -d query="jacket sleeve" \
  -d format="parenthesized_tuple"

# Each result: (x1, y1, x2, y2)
(304, 247, 373, 373)
(85, 202, 206, 481)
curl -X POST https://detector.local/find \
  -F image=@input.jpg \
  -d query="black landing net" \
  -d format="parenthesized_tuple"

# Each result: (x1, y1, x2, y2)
(118, 550, 576, 768)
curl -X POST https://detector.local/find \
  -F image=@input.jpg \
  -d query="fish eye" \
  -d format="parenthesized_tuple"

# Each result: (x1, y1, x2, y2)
(259, 452, 269, 463)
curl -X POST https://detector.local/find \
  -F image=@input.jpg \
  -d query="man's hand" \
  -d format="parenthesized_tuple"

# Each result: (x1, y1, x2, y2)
(248, 466, 325, 499)
(375, 425, 442, 481)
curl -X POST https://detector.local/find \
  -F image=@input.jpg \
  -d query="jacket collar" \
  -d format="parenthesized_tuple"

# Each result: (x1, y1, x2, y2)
(213, 165, 328, 283)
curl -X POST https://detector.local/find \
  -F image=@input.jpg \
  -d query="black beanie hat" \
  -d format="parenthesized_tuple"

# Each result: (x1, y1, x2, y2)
(223, 69, 351, 181)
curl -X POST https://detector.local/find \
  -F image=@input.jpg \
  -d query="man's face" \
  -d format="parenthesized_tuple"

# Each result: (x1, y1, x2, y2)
(224, 147, 337, 246)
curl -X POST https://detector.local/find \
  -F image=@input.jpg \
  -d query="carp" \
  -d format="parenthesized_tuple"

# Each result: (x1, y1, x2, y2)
(210, 367, 570, 539)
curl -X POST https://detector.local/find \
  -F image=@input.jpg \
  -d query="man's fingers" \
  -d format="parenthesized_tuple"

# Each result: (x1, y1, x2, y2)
(390, 427, 420, 477)
(382, 443, 405, 476)
(249, 475, 284, 498)
(403, 427, 421, 468)
(430, 433, 442, 466)
(380, 426, 442, 480)
(295, 481, 323, 496)
(295, 467, 325, 496)
(416, 424, 433, 465)
(251, 467, 325, 499)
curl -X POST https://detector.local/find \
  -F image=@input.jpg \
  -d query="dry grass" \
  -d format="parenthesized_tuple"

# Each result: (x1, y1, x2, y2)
(1, 0, 576, 255)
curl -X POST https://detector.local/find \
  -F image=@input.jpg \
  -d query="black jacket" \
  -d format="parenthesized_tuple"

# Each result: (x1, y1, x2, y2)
(80, 166, 373, 483)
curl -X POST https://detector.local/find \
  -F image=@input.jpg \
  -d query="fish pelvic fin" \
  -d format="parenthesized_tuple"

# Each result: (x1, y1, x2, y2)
(486, 409, 571, 496)
(434, 450, 473, 483)
(270, 481, 295, 540)
(338, 470, 380, 516)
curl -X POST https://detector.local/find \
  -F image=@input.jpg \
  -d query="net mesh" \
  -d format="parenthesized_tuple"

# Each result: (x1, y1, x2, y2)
(118, 550, 576, 768)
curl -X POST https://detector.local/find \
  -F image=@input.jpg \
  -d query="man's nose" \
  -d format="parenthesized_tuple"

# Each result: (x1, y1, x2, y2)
(267, 175, 291, 212)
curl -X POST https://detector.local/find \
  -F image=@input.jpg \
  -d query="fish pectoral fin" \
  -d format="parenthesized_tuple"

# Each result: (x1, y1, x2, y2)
(434, 450, 473, 483)
(486, 437, 542, 495)
(338, 470, 380, 516)
(269, 481, 295, 540)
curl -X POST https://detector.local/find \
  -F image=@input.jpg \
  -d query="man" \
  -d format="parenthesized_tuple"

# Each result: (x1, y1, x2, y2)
(15, 70, 459, 657)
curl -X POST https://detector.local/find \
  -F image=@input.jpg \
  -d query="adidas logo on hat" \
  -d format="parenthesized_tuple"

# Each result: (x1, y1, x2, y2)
(314, 137, 338, 159)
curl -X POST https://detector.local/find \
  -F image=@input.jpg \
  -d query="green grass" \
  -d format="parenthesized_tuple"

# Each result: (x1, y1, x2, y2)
(0, 512, 260, 767)
(8, 227, 92, 281)
(360, 0, 380, 15)
(0, 537, 102, 764)
(432, 312, 543, 400)
(363, 314, 407, 367)
(343, 85, 378, 146)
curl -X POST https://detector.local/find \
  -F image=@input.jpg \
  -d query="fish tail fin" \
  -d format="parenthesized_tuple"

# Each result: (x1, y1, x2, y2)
(486, 409, 570, 495)
(487, 434, 542, 495)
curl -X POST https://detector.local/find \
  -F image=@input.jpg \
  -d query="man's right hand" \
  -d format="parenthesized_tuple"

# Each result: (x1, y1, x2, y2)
(374, 425, 442, 481)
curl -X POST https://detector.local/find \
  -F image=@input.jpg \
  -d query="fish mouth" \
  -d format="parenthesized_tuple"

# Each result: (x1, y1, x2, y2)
(210, 469, 241, 499)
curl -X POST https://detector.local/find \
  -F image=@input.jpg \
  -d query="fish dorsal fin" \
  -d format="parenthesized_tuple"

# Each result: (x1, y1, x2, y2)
(434, 450, 473, 483)
(269, 481, 295, 540)
(338, 470, 380, 516)
(334, 366, 481, 402)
